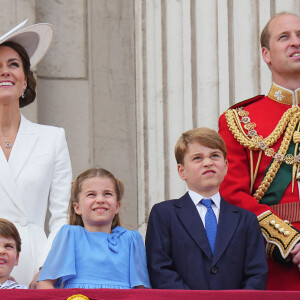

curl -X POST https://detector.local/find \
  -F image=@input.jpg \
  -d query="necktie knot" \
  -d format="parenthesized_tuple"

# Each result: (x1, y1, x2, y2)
(201, 198, 212, 208)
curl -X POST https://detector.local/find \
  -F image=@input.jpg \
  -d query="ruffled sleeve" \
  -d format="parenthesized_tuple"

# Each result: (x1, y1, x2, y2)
(129, 231, 151, 288)
(38, 225, 76, 287)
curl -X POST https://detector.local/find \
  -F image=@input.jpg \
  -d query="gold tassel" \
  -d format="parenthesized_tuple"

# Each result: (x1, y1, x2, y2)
(292, 125, 300, 192)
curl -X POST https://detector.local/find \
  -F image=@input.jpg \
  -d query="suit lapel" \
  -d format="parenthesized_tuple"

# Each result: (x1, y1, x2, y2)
(0, 141, 25, 215)
(175, 193, 212, 260)
(212, 197, 240, 265)
(0, 115, 37, 215)
(9, 115, 38, 181)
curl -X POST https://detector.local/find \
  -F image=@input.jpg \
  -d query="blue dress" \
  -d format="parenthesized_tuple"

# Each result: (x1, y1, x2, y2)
(38, 225, 151, 289)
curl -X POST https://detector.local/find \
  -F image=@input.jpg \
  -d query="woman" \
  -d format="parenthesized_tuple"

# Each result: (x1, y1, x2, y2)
(0, 21, 72, 287)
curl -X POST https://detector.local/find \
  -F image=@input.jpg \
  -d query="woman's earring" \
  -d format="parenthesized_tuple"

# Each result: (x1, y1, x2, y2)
(22, 88, 26, 99)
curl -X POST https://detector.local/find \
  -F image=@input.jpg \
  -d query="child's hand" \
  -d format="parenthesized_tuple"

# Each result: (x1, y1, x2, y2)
(36, 279, 56, 289)
(29, 271, 40, 289)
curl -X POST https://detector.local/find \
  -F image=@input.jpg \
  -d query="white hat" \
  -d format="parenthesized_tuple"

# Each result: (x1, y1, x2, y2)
(0, 19, 55, 68)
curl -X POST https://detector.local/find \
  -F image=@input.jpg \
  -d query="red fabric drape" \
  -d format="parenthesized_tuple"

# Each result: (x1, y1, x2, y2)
(0, 289, 299, 300)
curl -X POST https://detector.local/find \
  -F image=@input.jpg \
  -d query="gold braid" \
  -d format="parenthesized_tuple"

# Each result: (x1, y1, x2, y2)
(225, 109, 257, 150)
(253, 113, 300, 200)
(225, 107, 297, 149)
(225, 106, 300, 202)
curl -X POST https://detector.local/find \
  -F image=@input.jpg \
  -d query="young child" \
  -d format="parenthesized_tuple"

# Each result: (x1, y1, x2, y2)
(146, 127, 268, 290)
(37, 168, 151, 289)
(0, 218, 27, 289)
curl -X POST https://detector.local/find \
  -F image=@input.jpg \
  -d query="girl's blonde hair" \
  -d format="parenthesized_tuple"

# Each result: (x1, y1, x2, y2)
(68, 168, 124, 229)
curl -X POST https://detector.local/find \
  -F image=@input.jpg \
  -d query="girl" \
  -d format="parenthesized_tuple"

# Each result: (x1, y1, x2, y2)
(37, 168, 151, 289)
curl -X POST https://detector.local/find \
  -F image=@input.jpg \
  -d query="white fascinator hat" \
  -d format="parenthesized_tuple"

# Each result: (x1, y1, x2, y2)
(0, 19, 55, 68)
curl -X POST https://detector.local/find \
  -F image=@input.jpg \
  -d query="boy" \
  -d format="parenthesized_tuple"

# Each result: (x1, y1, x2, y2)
(0, 218, 27, 289)
(145, 127, 268, 290)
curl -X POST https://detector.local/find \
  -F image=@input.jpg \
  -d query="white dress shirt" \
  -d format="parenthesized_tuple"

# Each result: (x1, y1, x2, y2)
(188, 190, 221, 227)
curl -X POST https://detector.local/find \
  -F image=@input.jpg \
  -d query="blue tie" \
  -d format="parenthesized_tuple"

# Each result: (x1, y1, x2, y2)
(201, 199, 217, 254)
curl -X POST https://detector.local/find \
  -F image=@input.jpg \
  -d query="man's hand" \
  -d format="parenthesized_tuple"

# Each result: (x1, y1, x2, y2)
(291, 243, 300, 271)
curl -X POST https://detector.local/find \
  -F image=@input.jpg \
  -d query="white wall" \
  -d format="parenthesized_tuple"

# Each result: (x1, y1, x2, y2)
(1, 0, 299, 234)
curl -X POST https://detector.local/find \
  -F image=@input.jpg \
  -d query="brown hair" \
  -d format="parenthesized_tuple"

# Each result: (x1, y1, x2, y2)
(0, 41, 36, 107)
(69, 168, 124, 229)
(260, 12, 300, 49)
(0, 218, 21, 253)
(175, 127, 227, 165)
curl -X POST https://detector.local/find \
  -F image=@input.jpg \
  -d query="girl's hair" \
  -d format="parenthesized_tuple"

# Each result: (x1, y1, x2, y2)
(68, 168, 124, 229)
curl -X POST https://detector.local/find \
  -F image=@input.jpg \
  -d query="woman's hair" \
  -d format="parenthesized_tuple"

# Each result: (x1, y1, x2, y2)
(69, 168, 124, 229)
(0, 218, 21, 253)
(0, 41, 36, 107)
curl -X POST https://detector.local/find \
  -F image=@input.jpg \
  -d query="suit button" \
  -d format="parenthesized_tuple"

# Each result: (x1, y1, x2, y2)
(211, 266, 218, 274)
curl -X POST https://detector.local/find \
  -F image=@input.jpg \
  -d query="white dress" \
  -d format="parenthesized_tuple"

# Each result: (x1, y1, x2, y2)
(0, 115, 72, 285)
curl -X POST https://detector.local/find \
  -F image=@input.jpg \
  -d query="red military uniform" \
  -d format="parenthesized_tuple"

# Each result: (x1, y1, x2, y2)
(219, 82, 300, 290)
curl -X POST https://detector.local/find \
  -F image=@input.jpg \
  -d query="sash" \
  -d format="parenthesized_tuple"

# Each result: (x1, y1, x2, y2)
(260, 141, 295, 206)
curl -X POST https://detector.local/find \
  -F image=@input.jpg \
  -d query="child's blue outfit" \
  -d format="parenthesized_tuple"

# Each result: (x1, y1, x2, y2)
(38, 225, 151, 289)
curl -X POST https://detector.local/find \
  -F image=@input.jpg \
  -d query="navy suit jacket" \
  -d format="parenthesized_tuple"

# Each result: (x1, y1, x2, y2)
(145, 193, 268, 290)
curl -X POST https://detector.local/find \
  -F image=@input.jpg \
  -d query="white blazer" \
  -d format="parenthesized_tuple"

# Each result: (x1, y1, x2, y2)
(0, 115, 72, 286)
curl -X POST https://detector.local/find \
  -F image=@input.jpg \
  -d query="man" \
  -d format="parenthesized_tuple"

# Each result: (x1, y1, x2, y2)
(219, 12, 300, 290)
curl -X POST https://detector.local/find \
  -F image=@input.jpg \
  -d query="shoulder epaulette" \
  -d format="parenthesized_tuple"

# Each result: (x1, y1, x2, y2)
(229, 95, 265, 110)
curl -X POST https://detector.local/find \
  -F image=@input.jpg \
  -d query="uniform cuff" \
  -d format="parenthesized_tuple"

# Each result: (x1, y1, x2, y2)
(258, 210, 300, 259)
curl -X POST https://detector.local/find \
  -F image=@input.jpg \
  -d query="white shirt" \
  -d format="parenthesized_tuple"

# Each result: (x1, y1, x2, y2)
(0, 279, 28, 289)
(188, 190, 221, 227)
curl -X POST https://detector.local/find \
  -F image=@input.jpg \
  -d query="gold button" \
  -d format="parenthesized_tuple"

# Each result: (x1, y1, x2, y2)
(270, 220, 276, 226)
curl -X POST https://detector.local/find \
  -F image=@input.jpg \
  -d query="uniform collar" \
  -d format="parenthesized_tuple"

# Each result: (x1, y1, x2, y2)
(268, 82, 300, 106)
